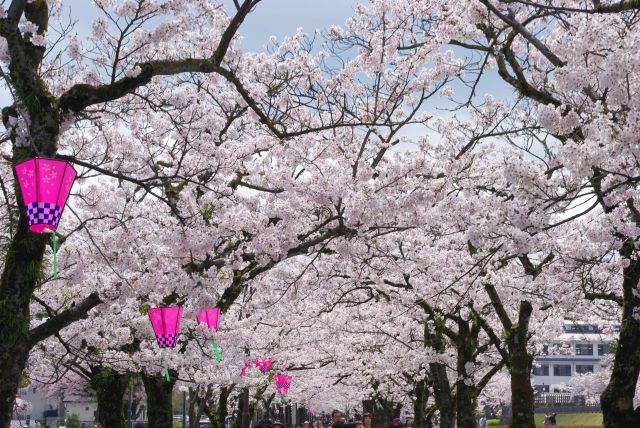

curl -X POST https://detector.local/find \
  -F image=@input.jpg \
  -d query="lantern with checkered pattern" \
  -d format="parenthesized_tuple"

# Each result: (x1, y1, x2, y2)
(14, 157, 77, 234)
(149, 306, 182, 348)
(148, 306, 182, 382)
(274, 373, 292, 401)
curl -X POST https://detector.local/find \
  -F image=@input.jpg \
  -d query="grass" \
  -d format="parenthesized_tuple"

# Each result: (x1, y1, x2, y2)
(533, 412, 602, 427)
(488, 412, 603, 427)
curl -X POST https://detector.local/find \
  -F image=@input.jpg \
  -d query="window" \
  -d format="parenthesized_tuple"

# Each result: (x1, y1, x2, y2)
(598, 344, 609, 356)
(564, 324, 601, 333)
(554, 365, 571, 376)
(575, 344, 593, 355)
(532, 364, 549, 376)
(575, 365, 594, 374)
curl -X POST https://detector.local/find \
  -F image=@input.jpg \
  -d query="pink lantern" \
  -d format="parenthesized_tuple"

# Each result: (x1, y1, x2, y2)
(274, 373, 292, 399)
(197, 307, 220, 331)
(148, 306, 182, 382)
(148, 306, 182, 348)
(254, 357, 272, 373)
(197, 307, 221, 362)
(14, 158, 77, 234)
(240, 363, 251, 377)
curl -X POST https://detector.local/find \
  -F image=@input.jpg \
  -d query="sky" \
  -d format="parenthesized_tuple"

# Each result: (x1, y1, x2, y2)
(2, 1, 516, 143)
(69, 1, 361, 51)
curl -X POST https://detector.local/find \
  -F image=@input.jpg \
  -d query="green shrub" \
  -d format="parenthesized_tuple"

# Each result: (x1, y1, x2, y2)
(66, 413, 81, 428)
(486, 419, 501, 426)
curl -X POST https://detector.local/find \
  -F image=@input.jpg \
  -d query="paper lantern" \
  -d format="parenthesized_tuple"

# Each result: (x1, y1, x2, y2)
(254, 357, 272, 373)
(197, 307, 220, 330)
(14, 157, 77, 234)
(148, 306, 182, 381)
(240, 363, 251, 377)
(274, 373, 292, 400)
(197, 307, 221, 362)
(14, 157, 77, 278)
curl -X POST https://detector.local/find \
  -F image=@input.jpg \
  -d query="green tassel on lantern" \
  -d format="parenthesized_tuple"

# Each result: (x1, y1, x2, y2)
(162, 348, 170, 382)
(43, 228, 58, 279)
(211, 339, 221, 363)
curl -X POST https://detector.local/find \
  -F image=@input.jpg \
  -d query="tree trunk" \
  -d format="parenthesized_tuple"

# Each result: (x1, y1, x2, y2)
(143, 371, 176, 428)
(205, 386, 230, 428)
(413, 378, 427, 428)
(601, 258, 640, 428)
(508, 302, 535, 428)
(89, 366, 129, 428)
(455, 320, 478, 428)
(429, 362, 455, 428)
(0, 215, 47, 428)
(189, 386, 211, 428)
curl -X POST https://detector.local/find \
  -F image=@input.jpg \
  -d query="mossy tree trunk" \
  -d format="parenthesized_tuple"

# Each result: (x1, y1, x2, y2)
(143, 370, 177, 428)
(601, 256, 640, 428)
(454, 319, 479, 428)
(412, 377, 428, 428)
(89, 366, 129, 428)
(0, 2, 102, 426)
(506, 306, 535, 428)
(481, 280, 536, 428)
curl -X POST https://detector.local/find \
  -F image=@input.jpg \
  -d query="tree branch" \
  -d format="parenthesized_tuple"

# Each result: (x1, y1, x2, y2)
(479, 0, 566, 67)
(58, 0, 260, 113)
(28, 292, 102, 346)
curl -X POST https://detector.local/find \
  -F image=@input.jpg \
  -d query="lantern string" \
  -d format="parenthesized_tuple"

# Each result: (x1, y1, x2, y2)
(43, 228, 58, 279)
(211, 338, 221, 363)
(162, 348, 170, 383)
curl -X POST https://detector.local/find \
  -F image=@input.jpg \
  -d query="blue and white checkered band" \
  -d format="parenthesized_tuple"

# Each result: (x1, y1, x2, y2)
(156, 333, 177, 348)
(25, 202, 62, 228)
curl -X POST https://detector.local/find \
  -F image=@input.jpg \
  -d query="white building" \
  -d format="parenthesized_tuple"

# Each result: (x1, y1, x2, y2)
(532, 321, 617, 394)
(16, 386, 63, 425)
(62, 396, 98, 424)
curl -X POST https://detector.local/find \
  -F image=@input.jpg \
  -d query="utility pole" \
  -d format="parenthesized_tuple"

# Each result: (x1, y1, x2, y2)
(128, 386, 133, 428)
(183, 391, 187, 428)
(242, 387, 250, 428)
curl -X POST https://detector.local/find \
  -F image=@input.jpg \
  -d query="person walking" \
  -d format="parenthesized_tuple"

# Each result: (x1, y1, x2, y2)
(479, 415, 487, 427)
(362, 413, 374, 428)
(331, 410, 345, 428)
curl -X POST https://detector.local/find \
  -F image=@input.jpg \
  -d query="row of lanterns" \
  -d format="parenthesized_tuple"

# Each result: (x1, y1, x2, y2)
(149, 306, 220, 381)
(14, 157, 293, 397)
(148, 305, 292, 399)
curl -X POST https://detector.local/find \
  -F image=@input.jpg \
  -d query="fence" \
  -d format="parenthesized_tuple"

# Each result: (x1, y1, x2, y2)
(534, 393, 600, 412)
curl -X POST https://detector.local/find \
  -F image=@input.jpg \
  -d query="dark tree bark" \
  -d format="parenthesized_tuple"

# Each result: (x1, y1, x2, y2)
(362, 395, 401, 428)
(601, 256, 640, 428)
(455, 319, 478, 428)
(204, 386, 231, 428)
(412, 377, 428, 428)
(506, 304, 535, 428)
(189, 386, 213, 428)
(429, 362, 455, 428)
(482, 283, 535, 428)
(89, 366, 129, 428)
(143, 371, 177, 428)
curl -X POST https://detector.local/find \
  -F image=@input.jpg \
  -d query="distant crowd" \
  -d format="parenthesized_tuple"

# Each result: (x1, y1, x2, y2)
(253, 409, 421, 428)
